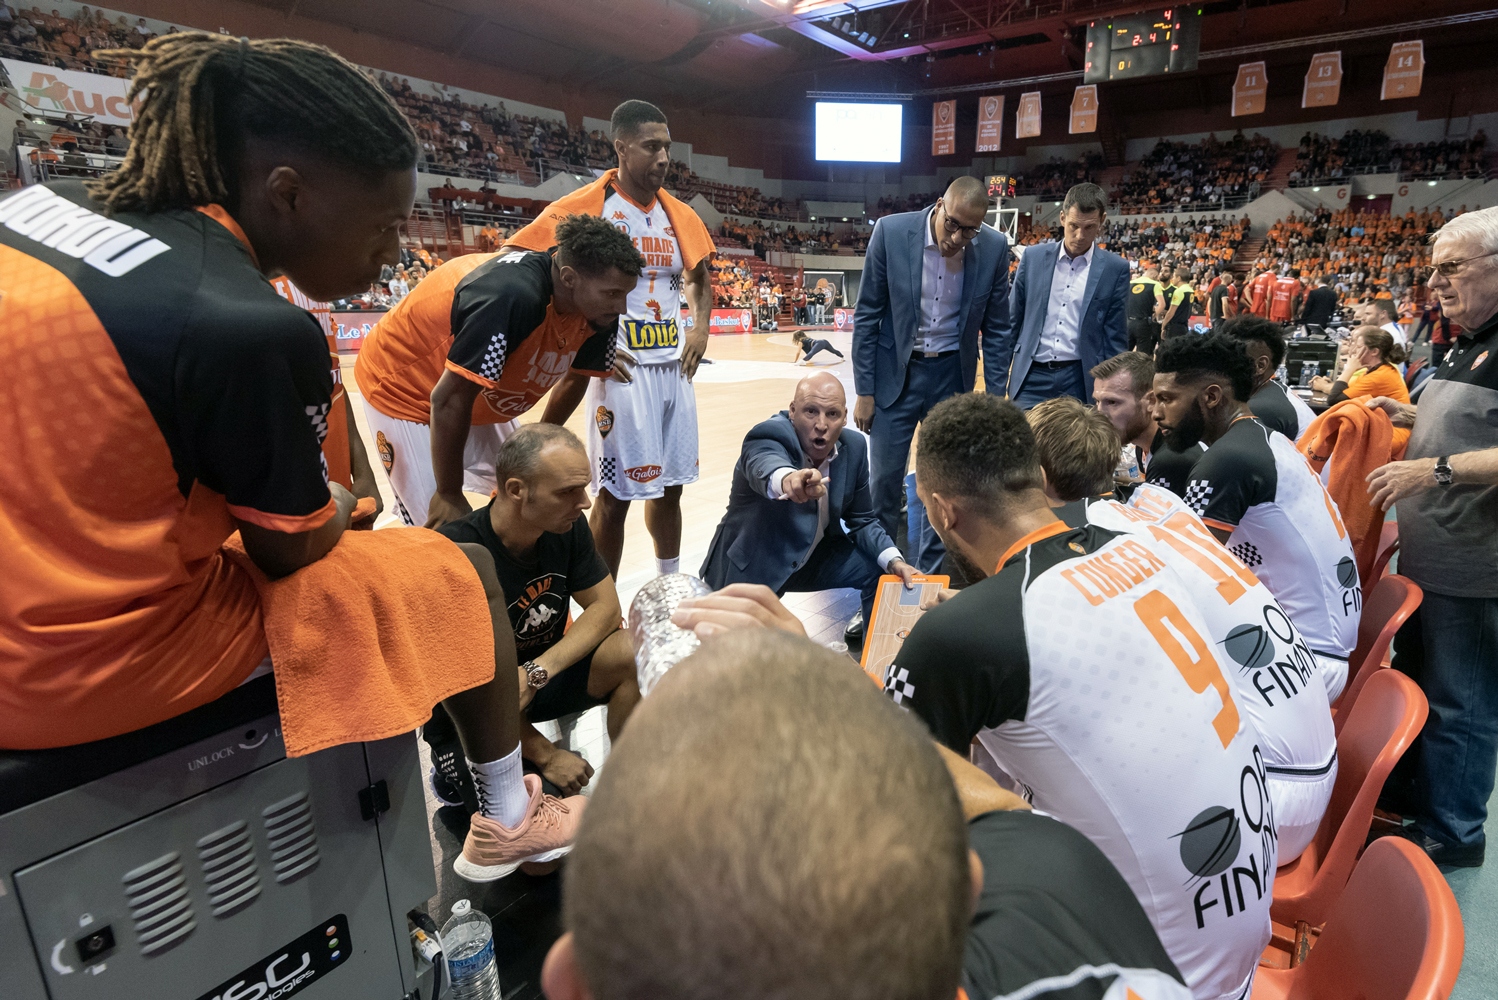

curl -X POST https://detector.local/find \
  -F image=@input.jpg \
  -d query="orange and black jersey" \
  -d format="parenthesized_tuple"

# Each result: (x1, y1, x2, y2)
(0, 181, 332, 747)
(355, 250, 616, 425)
(0, 181, 335, 529)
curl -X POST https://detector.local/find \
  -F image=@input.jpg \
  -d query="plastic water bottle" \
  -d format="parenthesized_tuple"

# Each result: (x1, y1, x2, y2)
(1113, 445, 1140, 483)
(441, 900, 501, 1000)
(1275, 363, 1289, 386)
(629, 573, 712, 697)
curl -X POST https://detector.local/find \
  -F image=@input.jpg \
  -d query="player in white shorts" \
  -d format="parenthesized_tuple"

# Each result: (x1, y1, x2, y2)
(354, 217, 641, 527)
(893, 393, 1274, 1000)
(1029, 398, 1337, 862)
(508, 100, 715, 576)
(1152, 336, 1361, 703)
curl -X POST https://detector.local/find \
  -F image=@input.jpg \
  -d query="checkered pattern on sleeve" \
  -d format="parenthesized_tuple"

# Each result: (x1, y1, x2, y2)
(1182, 479, 1214, 516)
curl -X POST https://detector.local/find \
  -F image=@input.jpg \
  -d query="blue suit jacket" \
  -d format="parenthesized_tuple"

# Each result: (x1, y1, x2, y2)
(699, 413, 894, 592)
(996, 241, 1130, 402)
(852, 208, 1012, 408)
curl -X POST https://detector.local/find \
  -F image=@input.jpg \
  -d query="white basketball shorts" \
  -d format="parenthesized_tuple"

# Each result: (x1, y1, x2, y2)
(1316, 651, 1349, 706)
(585, 361, 699, 501)
(1269, 756, 1338, 863)
(360, 399, 515, 526)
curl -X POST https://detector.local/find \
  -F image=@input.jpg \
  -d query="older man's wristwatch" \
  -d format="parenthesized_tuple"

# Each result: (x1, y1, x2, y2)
(1434, 457, 1454, 486)
(523, 660, 550, 690)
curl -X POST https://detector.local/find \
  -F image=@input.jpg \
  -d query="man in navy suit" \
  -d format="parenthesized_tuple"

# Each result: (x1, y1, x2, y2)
(852, 176, 1012, 574)
(997, 183, 1130, 408)
(700, 373, 917, 625)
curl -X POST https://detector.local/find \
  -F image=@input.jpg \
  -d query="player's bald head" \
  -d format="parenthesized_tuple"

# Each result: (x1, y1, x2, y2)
(792, 370, 845, 409)
(560, 630, 971, 1000)
(945, 175, 988, 215)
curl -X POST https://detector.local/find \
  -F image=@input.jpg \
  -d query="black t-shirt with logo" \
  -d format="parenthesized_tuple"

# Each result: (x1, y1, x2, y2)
(438, 502, 610, 657)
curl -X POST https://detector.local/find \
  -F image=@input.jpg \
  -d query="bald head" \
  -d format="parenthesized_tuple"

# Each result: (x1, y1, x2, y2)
(558, 631, 970, 1000)
(945, 175, 988, 214)
(788, 372, 848, 465)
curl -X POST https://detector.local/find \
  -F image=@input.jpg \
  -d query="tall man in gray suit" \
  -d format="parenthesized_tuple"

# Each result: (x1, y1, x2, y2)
(852, 176, 1012, 575)
(997, 183, 1130, 407)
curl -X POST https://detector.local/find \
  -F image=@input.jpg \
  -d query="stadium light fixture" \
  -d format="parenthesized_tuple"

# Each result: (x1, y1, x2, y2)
(1428, 180, 1438, 187)
(1368, 194, 1376, 200)
(1312, 186, 1320, 192)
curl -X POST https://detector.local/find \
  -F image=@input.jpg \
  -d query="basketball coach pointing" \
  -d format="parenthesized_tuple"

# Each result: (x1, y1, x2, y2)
(852, 176, 1012, 574)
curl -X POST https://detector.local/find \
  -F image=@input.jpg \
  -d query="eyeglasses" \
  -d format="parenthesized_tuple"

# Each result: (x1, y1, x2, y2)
(1424, 250, 1498, 281)
(938, 203, 982, 239)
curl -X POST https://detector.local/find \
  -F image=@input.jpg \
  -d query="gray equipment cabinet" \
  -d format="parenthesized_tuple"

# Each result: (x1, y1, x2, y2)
(0, 676, 437, 999)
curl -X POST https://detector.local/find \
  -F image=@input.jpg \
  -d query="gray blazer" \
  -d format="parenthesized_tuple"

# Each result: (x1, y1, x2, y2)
(994, 240, 1131, 403)
(852, 208, 1012, 408)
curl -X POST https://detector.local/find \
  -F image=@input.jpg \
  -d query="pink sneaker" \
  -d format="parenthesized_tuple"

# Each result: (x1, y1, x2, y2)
(453, 774, 586, 882)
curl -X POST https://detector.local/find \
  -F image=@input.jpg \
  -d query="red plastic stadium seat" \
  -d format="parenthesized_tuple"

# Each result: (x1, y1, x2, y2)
(1252, 837, 1463, 1000)
(1333, 575, 1423, 732)
(1404, 356, 1428, 391)
(1270, 670, 1428, 930)
(1370, 521, 1400, 582)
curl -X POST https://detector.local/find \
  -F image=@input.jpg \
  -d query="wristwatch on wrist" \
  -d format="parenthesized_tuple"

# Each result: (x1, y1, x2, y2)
(523, 660, 550, 690)
(1434, 457, 1454, 486)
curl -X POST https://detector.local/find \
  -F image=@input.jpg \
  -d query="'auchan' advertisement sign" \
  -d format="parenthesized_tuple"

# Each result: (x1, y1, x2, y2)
(1, 59, 136, 125)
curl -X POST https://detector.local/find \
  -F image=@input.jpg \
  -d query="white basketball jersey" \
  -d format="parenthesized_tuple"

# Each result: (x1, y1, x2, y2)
(1079, 484, 1338, 778)
(602, 188, 684, 365)
(887, 523, 1276, 1000)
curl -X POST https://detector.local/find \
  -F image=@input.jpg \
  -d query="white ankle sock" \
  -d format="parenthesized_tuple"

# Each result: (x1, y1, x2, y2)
(656, 557, 680, 575)
(467, 745, 527, 827)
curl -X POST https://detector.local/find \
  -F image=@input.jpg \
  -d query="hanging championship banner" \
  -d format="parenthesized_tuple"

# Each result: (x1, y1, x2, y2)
(1303, 52, 1343, 108)
(976, 94, 1004, 152)
(1382, 40, 1424, 100)
(1016, 92, 1042, 138)
(1069, 85, 1099, 134)
(932, 100, 956, 156)
(1231, 61, 1267, 117)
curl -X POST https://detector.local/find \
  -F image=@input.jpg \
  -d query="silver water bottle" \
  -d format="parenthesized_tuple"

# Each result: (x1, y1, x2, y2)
(629, 573, 712, 697)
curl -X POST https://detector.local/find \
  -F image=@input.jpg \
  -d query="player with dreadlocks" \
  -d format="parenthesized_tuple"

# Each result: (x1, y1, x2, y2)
(0, 33, 582, 880)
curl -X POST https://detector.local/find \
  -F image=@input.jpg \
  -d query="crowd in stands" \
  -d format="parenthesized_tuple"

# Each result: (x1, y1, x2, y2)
(871, 154, 1105, 220)
(0, 4, 161, 74)
(332, 246, 448, 311)
(1112, 132, 1275, 214)
(1289, 129, 1488, 185)
(1256, 205, 1453, 301)
(717, 218, 867, 255)
(667, 161, 801, 221)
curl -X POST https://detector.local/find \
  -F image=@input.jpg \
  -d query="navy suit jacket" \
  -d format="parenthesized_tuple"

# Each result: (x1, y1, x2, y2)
(995, 241, 1130, 402)
(852, 208, 1012, 408)
(700, 413, 894, 592)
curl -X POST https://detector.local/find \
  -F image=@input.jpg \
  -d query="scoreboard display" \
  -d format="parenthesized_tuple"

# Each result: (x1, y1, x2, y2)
(1083, 8, 1202, 84)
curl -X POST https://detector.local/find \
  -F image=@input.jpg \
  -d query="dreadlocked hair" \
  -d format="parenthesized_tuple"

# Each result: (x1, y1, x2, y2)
(87, 32, 417, 215)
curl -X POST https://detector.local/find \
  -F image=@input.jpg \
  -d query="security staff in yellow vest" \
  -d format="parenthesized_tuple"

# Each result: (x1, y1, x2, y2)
(1157, 266, 1196, 342)
(1127, 264, 1166, 356)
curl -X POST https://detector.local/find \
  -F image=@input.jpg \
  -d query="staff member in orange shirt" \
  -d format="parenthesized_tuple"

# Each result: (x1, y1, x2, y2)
(1248, 267, 1276, 318)
(1311, 325, 1412, 451)
(354, 217, 643, 528)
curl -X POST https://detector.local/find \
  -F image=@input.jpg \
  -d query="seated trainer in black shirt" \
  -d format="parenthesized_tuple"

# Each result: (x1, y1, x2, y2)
(1089, 351, 1202, 498)
(431, 424, 640, 800)
(1221, 314, 1313, 441)
(541, 623, 1192, 1000)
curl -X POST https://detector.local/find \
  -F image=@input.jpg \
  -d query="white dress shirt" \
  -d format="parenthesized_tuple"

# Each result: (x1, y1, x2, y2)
(1035, 242, 1095, 363)
(918, 206, 966, 355)
(768, 442, 902, 572)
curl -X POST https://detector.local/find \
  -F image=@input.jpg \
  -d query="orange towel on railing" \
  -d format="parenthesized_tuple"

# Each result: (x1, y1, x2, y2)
(1298, 400, 1395, 587)
(223, 527, 495, 757)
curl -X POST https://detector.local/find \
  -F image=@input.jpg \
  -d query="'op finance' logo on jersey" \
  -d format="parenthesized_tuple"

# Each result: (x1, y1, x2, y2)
(1175, 745, 1276, 931)
(622, 317, 678, 351)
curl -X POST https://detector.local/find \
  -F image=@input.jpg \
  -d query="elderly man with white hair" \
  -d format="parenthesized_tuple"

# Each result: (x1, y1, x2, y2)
(1366, 205, 1498, 868)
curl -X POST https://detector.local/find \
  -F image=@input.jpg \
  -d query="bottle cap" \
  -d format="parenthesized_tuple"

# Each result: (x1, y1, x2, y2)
(452, 900, 471, 916)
